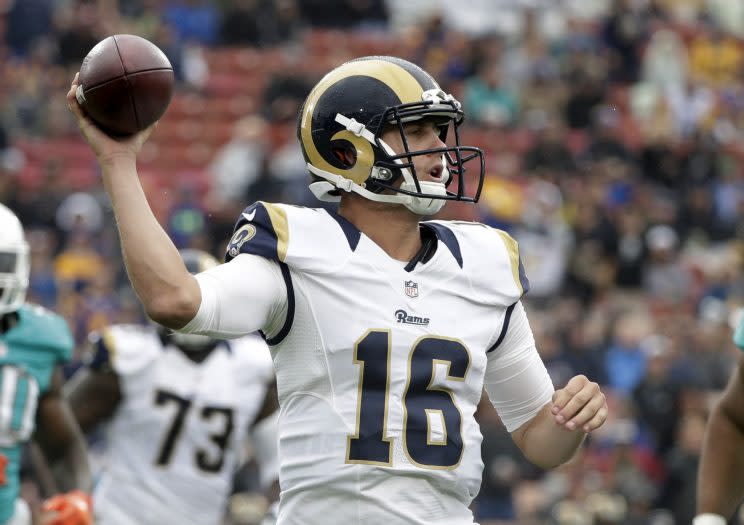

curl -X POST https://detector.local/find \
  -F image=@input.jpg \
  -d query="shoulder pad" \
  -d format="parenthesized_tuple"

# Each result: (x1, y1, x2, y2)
(225, 202, 357, 273)
(425, 220, 529, 306)
(88, 325, 161, 376)
(19, 304, 74, 362)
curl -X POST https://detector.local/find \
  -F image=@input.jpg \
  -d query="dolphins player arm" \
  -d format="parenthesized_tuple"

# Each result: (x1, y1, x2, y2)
(33, 368, 92, 493)
(695, 356, 744, 522)
(33, 368, 94, 525)
(65, 366, 121, 435)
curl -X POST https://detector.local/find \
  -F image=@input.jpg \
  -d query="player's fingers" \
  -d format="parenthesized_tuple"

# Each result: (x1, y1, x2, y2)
(551, 374, 588, 414)
(580, 405, 609, 433)
(137, 120, 159, 143)
(564, 391, 606, 430)
(554, 381, 600, 423)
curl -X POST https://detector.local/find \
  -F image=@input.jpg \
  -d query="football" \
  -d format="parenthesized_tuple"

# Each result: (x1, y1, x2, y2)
(76, 34, 174, 137)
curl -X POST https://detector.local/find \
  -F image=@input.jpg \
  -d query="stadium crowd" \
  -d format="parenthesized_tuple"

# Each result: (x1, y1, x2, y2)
(3, 0, 744, 523)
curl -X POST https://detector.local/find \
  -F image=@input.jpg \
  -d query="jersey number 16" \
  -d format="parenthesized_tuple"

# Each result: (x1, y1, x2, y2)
(346, 330, 470, 470)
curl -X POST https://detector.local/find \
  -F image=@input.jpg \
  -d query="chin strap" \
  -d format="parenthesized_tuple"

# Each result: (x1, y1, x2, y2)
(308, 113, 449, 216)
(307, 164, 446, 215)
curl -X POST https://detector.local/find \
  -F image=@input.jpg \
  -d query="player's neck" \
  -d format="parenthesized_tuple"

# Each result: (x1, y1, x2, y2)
(338, 197, 422, 262)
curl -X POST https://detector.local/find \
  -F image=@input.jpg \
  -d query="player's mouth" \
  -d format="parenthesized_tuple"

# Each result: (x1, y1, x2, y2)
(426, 164, 444, 181)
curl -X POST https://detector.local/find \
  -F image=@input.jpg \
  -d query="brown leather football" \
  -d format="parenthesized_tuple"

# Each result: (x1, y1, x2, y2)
(77, 34, 174, 137)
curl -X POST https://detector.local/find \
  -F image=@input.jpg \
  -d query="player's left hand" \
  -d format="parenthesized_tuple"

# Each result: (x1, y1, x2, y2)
(550, 374, 607, 433)
(40, 490, 93, 525)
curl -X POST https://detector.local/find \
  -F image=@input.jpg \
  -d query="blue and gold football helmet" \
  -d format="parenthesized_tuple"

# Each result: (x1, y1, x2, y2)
(298, 56, 484, 215)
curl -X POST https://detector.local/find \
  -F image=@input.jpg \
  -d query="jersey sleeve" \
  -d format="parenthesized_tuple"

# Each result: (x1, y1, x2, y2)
(21, 304, 74, 364)
(483, 301, 554, 432)
(85, 325, 160, 376)
(179, 254, 288, 340)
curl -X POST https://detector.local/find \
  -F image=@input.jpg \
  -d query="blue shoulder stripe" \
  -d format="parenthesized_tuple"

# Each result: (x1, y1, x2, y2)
(225, 202, 289, 263)
(265, 262, 295, 346)
(486, 302, 516, 354)
(422, 222, 463, 268)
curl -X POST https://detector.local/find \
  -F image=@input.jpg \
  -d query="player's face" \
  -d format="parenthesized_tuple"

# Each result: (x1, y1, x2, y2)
(380, 119, 447, 184)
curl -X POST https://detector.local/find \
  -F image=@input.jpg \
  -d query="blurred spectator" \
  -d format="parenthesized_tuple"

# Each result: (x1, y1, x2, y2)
(632, 335, 681, 455)
(13, 159, 70, 229)
(612, 207, 646, 289)
(522, 117, 577, 177)
(563, 71, 606, 130)
(163, 0, 220, 46)
(688, 17, 743, 88)
(25, 228, 58, 309)
(604, 312, 651, 395)
(583, 107, 632, 164)
(181, 41, 209, 91)
(298, 0, 388, 31)
(261, 69, 314, 123)
(600, 0, 648, 84)
(514, 180, 573, 300)
(4, 0, 54, 58)
(219, 0, 266, 46)
(642, 224, 693, 304)
(208, 115, 268, 207)
(641, 29, 688, 95)
(501, 9, 560, 91)
(463, 61, 519, 127)
(55, 192, 104, 235)
(53, 1, 103, 67)
(666, 78, 715, 138)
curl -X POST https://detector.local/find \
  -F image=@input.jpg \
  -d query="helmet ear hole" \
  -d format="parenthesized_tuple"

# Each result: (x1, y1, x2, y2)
(330, 140, 357, 168)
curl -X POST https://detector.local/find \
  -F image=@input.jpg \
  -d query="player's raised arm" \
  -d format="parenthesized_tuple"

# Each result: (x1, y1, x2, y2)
(66, 73, 199, 329)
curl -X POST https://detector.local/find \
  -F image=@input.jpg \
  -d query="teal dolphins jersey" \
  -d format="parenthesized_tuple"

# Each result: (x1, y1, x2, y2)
(0, 304, 73, 523)
(734, 310, 744, 350)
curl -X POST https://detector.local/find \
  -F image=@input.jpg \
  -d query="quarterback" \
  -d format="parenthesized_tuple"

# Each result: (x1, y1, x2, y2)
(0, 203, 92, 525)
(66, 250, 279, 525)
(67, 56, 608, 524)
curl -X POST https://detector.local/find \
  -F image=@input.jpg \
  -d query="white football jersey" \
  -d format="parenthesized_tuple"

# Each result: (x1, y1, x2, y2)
(90, 325, 274, 525)
(183, 203, 554, 525)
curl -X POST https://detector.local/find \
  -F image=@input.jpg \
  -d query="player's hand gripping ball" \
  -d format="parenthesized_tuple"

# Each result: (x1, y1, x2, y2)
(76, 34, 174, 137)
(40, 490, 93, 525)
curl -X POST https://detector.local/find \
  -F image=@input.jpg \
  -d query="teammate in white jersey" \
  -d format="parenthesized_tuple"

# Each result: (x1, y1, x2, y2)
(66, 56, 608, 525)
(66, 250, 279, 525)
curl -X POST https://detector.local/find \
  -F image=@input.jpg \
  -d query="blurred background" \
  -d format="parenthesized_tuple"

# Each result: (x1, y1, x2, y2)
(3, 0, 744, 523)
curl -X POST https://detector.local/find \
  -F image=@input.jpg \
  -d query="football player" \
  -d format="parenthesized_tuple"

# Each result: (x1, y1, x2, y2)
(694, 313, 744, 525)
(0, 203, 92, 525)
(66, 56, 608, 525)
(66, 249, 279, 525)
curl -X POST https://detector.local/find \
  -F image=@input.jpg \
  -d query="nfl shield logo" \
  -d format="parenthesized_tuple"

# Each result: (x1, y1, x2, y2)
(404, 280, 419, 298)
